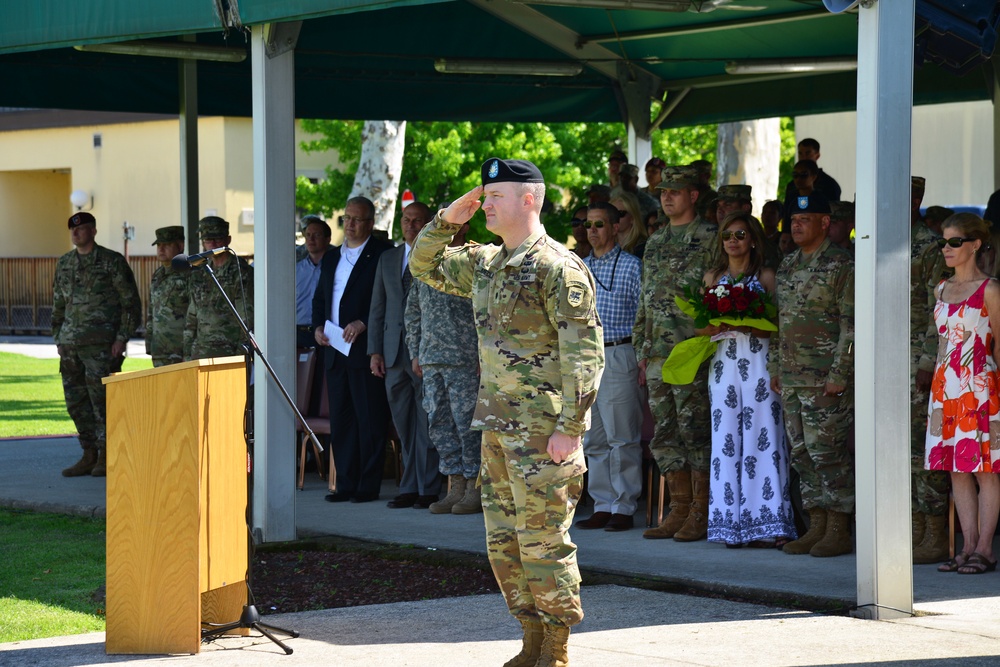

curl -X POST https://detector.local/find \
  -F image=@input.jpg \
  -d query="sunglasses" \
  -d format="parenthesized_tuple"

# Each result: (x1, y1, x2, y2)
(571, 218, 586, 227)
(720, 230, 748, 241)
(937, 237, 978, 249)
(792, 171, 811, 179)
(583, 221, 606, 229)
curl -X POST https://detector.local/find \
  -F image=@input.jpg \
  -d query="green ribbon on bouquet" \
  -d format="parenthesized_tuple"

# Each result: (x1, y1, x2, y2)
(661, 296, 778, 385)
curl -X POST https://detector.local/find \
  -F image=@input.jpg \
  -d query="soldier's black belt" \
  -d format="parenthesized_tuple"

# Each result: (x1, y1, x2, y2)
(604, 337, 632, 347)
(297, 325, 314, 333)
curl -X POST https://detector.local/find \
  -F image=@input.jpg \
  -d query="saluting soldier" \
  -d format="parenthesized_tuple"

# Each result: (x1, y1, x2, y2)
(410, 158, 604, 667)
(54, 212, 141, 477)
(184, 217, 254, 360)
(146, 226, 189, 367)
(768, 195, 855, 558)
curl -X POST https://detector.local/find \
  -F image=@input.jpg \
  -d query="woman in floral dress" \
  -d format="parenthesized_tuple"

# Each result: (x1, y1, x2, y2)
(925, 213, 1000, 574)
(701, 212, 797, 548)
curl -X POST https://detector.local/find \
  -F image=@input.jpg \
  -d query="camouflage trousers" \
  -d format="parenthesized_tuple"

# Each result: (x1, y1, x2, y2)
(645, 357, 712, 474)
(481, 430, 586, 627)
(422, 364, 481, 479)
(911, 381, 949, 515)
(58, 344, 120, 451)
(782, 386, 855, 514)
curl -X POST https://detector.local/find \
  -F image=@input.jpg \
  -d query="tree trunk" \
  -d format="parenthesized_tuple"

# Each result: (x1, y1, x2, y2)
(716, 119, 781, 218)
(350, 120, 407, 235)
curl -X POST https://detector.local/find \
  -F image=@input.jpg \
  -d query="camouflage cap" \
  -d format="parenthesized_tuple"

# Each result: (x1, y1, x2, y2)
(912, 176, 926, 191)
(717, 184, 752, 202)
(830, 201, 855, 222)
(198, 216, 230, 240)
(152, 225, 185, 246)
(68, 212, 96, 229)
(619, 164, 639, 178)
(655, 165, 701, 190)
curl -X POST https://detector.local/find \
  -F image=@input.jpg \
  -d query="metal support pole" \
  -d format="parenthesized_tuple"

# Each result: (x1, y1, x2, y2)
(853, 0, 915, 620)
(251, 23, 299, 542)
(179, 37, 200, 256)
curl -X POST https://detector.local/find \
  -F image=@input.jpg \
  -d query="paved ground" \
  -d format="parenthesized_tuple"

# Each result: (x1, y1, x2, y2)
(3, 339, 1000, 664)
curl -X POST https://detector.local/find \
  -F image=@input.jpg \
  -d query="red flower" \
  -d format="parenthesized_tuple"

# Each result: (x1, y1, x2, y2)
(733, 296, 749, 311)
(957, 392, 982, 432)
(754, 303, 765, 315)
(955, 438, 982, 472)
(717, 297, 733, 314)
(927, 442, 953, 470)
(705, 294, 718, 310)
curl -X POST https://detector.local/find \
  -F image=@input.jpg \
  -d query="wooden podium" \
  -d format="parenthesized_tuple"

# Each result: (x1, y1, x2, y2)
(103, 357, 249, 654)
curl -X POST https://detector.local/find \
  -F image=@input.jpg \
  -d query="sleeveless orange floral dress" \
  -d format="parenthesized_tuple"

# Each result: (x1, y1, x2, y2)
(925, 279, 1000, 473)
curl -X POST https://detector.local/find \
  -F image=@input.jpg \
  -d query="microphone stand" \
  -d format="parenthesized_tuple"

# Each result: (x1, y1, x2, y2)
(189, 251, 319, 655)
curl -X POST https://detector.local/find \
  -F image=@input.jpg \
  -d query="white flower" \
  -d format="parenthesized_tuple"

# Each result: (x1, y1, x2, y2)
(713, 285, 729, 298)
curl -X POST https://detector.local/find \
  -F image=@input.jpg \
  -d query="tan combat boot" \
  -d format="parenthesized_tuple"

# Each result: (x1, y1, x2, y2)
(502, 618, 543, 667)
(782, 508, 827, 555)
(642, 470, 691, 539)
(913, 513, 950, 564)
(535, 623, 571, 667)
(674, 469, 710, 542)
(912, 511, 925, 547)
(451, 479, 483, 514)
(91, 448, 107, 477)
(62, 448, 98, 477)
(810, 510, 853, 557)
(429, 475, 466, 514)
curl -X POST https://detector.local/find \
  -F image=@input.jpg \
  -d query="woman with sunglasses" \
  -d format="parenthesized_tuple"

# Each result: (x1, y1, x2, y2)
(610, 192, 648, 258)
(699, 211, 797, 549)
(925, 213, 1000, 574)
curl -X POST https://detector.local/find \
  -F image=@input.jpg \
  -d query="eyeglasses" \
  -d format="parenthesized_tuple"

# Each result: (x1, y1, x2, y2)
(583, 221, 605, 229)
(343, 215, 373, 224)
(937, 237, 978, 248)
(720, 230, 748, 241)
(571, 218, 586, 227)
(792, 171, 811, 179)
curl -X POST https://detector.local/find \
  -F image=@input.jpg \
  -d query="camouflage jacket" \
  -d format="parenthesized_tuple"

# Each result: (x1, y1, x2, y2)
(911, 222, 949, 372)
(404, 278, 478, 368)
(769, 238, 855, 387)
(51, 244, 141, 346)
(146, 264, 190, 365)
(184, 254, 254, 360)
(410, 215, 604, 438)
(632, 216, 719, 363)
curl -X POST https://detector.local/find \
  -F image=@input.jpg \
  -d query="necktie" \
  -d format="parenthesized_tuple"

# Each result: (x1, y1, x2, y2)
(402, 264, 413, 307)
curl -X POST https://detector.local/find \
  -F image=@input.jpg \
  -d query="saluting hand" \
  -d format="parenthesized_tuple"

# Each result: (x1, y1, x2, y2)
(442, 186, 484, 226)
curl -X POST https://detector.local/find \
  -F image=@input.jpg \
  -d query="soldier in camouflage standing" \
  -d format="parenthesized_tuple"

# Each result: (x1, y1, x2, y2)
(184, 217, 254, 360)
(53, 212, 141, 477)
(909, 176, 952, 563)
(768, 195, 855, 558)
(405, 220, 482, 515)
(635, 165, 719, 543)
(410, 158, 604, 667)
(146, 226, 189, 367)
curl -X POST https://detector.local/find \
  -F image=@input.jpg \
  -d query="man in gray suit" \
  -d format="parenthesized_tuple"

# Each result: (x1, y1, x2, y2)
(369, 202, 442, 508)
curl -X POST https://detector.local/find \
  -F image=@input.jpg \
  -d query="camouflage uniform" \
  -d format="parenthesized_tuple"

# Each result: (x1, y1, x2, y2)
(146, 229, 190, 367)
(911, 222, 951, 515)
(404, 278, 481, 479)
(410, 214, 603, 628)
(184, 254, 254, 360)
(52, 243, 141, 453)
(633, 214, 719, 474)
(768, 237, 855, 514)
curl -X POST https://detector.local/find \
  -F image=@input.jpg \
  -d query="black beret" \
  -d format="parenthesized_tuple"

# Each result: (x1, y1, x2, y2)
(481, 157, 544, 186)
(68, 212, 96, 229)
(789, 193, 831, 216)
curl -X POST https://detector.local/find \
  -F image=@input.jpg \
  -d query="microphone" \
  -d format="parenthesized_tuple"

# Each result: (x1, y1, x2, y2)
(172, 247, 232, 270)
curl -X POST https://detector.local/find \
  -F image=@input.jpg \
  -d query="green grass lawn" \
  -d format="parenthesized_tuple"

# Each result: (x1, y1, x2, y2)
(0, 509, 107, 642)
(0, 351, 151, 438)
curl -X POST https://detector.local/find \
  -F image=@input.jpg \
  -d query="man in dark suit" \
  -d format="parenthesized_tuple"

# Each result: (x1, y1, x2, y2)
(369, 202, 442, 509)
(312, 196, 393, 503)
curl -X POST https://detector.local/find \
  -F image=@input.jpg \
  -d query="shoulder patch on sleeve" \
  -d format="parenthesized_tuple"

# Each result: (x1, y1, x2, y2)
(557, 264, 596, 319)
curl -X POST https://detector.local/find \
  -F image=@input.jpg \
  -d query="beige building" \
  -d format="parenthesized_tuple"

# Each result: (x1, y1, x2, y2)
(0, 109, 340, 258)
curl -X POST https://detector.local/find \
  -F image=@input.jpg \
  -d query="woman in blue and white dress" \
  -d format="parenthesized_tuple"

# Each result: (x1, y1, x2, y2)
(699, 211, 797, 548)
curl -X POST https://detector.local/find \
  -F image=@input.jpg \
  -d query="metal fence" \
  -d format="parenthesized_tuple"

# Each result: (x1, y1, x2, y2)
(0, 256, 161, 335)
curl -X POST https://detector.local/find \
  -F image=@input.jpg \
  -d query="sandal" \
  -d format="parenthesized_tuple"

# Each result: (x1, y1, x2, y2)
(957, 552, 997, 575)
(938, 552, 972, 572)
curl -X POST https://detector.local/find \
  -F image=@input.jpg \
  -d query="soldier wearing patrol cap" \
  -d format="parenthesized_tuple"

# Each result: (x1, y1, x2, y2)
(768, 194, 856, 558)
(827, 201, 855, 255)
(184, 216, 254, 360)
(614, 163, 660, 222)
(54, 212, 141, 477)
(146, 226, 189, 367)
(410, 157, 604, 667)
(634, 165, 719, 543)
